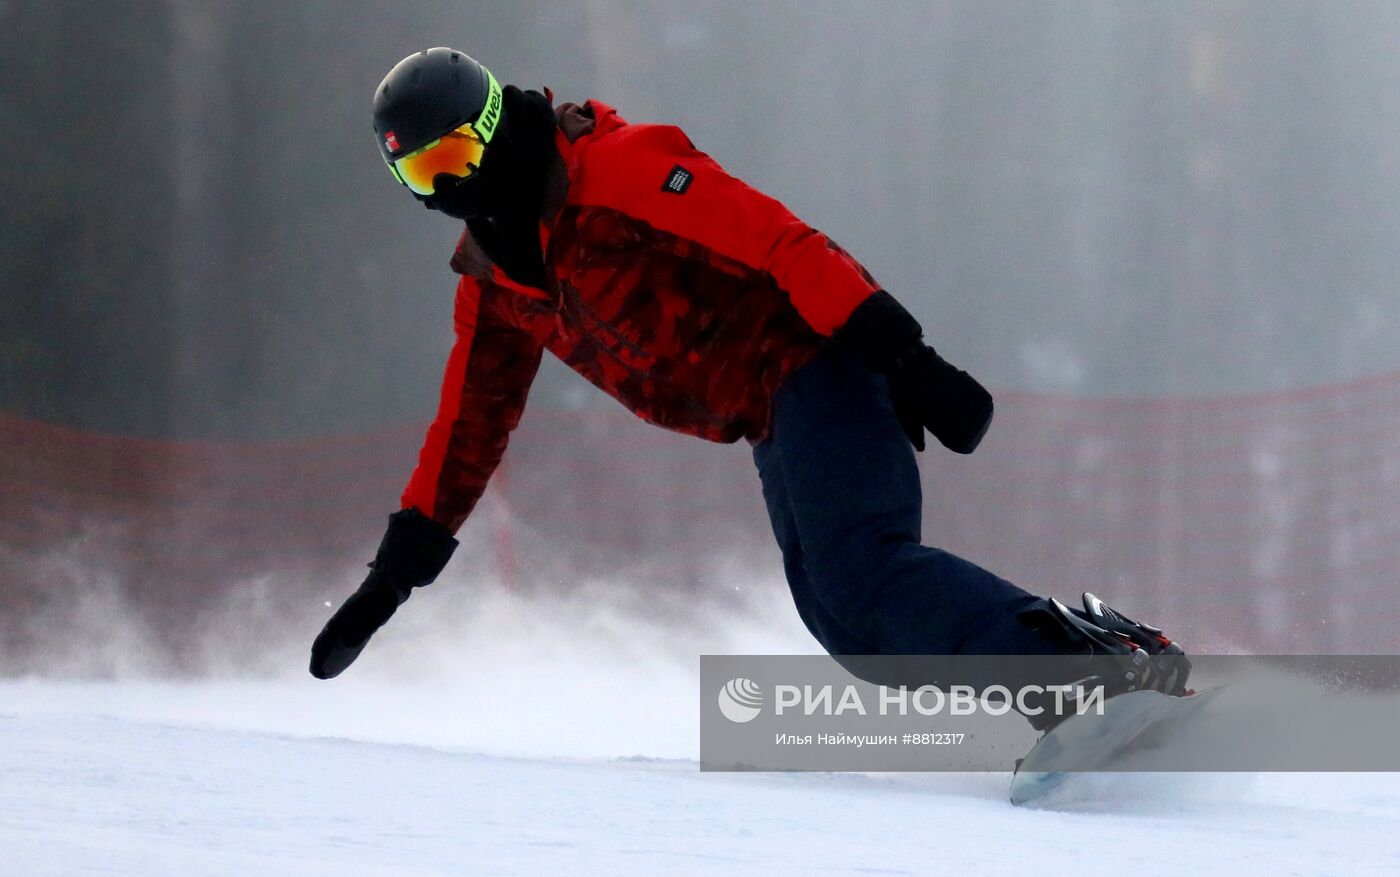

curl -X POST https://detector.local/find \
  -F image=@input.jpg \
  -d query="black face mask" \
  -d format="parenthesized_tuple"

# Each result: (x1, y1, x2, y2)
(417, 86, 558, 289)
(421, 172, 492, 221)
(416, 85, 556, 223)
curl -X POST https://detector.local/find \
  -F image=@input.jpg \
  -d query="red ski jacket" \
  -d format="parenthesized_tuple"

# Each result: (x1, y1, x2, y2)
(403, 100, 882, 531)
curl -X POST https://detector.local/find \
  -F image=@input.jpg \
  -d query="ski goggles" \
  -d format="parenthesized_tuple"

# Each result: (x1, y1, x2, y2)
(386, 72, 503, 196)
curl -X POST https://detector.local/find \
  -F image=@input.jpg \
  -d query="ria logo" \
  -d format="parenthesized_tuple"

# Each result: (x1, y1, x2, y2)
(718, 677, 763, 723)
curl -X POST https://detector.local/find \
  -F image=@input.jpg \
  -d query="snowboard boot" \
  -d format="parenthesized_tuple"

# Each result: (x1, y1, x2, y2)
(1020, 593, 1192, 731)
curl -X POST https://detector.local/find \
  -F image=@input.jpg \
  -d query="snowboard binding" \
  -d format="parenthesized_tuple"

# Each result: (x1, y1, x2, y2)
(1023, 593, 1192, 730)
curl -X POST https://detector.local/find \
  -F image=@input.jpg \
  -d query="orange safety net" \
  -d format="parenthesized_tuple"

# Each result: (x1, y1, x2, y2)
(4, 370, 1400, 659)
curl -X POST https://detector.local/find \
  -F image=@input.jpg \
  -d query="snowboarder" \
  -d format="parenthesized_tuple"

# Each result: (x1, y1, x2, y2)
(310, 48, 1189, 723)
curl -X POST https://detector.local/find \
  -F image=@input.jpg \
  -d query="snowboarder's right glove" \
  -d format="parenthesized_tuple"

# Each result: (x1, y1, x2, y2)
(309, 508, 458, 680)
(835, 290, 994, 454)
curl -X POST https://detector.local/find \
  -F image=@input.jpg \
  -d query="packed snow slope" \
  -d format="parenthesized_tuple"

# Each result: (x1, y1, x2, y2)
(3, 581, 1398, 875)
(2, 703, 1398, 876)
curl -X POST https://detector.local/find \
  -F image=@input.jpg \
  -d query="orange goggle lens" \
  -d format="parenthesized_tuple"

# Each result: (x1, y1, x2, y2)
(390, 124, 487, 196)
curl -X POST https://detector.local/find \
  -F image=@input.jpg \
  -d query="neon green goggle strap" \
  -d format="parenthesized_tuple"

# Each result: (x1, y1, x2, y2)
(472, 67, 503, 144)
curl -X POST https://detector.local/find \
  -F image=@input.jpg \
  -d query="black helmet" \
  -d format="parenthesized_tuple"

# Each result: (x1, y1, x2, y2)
(372, 48, 502, 167)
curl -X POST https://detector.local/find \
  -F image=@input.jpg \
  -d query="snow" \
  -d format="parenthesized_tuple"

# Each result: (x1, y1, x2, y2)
(3, 582, 1398, 875)
(2, 679, 1398, 876)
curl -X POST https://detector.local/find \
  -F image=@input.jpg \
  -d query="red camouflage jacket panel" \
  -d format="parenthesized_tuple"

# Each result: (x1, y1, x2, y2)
(402, 99, 881, 532)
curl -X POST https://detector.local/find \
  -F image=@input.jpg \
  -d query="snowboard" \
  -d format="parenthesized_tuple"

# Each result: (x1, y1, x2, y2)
(1009, 685, 1226, 806)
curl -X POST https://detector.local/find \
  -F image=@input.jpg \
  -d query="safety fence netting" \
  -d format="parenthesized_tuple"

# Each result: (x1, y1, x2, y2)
(3, 371, 1400, 665)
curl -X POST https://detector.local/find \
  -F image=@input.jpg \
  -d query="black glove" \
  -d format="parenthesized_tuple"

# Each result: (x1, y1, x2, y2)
(309, 508, 458, 680)
(835, 290, 993, 454)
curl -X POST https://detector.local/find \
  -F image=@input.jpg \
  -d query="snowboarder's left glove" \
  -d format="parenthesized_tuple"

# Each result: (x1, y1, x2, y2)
(835, 290, 993, 454)
(309, 508, 457, 680)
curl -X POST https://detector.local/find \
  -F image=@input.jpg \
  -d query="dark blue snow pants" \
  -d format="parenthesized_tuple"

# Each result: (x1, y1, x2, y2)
(754, 347, 1066, 658)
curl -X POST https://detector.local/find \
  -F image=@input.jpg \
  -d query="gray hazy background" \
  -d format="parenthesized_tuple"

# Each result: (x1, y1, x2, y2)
(3, 1, 1400, 671)
(6, 0, 1400, 438)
